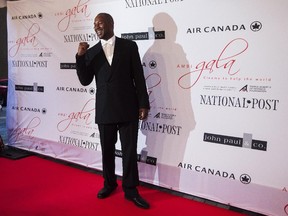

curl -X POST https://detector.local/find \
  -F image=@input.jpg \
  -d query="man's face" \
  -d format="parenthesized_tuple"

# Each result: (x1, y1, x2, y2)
(94, 15, 113, 40)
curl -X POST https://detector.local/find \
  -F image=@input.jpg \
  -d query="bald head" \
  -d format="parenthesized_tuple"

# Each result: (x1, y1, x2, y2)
(94, 13, 114, 40)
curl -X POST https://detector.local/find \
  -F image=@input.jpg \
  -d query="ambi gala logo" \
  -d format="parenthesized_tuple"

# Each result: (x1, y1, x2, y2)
(177, 38, 249, 89)
(56, 0, 91, 32)
(10, 117, 41, 143)
(57, 98, 95, 132)
(203, 133, 267, 151)
(9, 23, 40, 57)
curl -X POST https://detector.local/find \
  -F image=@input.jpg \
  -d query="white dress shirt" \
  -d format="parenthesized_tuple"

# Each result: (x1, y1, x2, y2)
(101, 35, 115, 65)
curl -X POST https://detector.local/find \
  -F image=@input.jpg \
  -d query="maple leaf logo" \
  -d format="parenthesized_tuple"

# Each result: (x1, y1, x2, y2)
(38, 12, 43, 19)
(89, 87, 95, 95)
(149, 60, 157, 69)
(250, 21, 262, 32)
(240, 174, 251, 184)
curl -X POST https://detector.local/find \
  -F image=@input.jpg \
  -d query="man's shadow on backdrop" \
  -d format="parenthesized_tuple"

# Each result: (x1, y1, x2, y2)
(139, 12, 196, 190)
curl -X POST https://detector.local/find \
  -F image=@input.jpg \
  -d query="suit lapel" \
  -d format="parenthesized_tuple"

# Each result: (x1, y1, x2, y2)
(111, 37, 121, 68)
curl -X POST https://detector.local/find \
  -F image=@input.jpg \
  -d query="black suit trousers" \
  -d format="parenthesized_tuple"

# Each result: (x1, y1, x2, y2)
(98, 121, 140, 196)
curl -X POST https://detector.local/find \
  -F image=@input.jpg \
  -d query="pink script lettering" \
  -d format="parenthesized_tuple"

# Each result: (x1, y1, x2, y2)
(58, 0, 91, 32)
(11, 117, 41, 142)
(57, 98, 95, 132)
(9, 23, 40, 57)
(178, 38, 249, 89)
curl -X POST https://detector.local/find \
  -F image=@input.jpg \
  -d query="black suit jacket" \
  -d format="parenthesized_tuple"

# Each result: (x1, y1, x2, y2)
(76, 37, 150, 124)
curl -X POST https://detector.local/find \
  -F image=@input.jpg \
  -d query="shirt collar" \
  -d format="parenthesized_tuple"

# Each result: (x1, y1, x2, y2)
(101, 35, 115, 46)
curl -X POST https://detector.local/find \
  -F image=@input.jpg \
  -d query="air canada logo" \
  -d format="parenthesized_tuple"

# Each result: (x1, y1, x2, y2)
(56, 86, 95, 95)
(178, 162, 236, 180)
(89, 88, 95, 95)
(149, 60, 157, 69)
(121, 27, 165, 41)
(42, 108, 47, 114)
(38, 13, 43, 19)
(12, 106, 47, 114)
(187, 24, 246, 34)
(240, 174, 251, 184)
(12, 12, 43, 20)
(178, 162, 252, 184)
(187, 21, 262, 34)
(203, 132, 267, 151)
(250, 21, 262, 32)
(142, 60, 157, 69)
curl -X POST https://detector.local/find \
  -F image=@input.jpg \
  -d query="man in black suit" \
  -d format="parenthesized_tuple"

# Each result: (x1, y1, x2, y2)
(76, 13, 150, 209)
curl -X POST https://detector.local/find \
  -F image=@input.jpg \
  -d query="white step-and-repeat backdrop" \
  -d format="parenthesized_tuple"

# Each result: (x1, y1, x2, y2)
(6, 0, 288, 215)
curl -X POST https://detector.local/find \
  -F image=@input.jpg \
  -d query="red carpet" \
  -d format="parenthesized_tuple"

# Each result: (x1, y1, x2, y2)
(0, 156, 244, 216)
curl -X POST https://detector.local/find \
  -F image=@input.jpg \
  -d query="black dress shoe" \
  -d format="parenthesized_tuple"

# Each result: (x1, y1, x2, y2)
(125, 195, 150, 209)
(97, 187, 117, 199)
